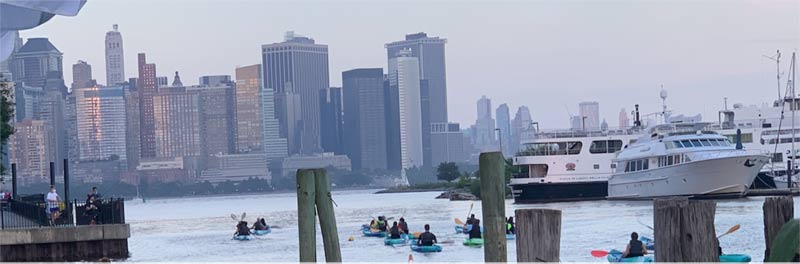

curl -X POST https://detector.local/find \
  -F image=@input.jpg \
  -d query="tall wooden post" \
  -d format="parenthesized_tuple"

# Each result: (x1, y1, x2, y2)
(314, 169, 342, 262)
(479, 151, 507, 262)
(515, 209, 561, 262)
(653, 198, 719, 262)
(763, 196, 794, 260)
(296, 169, 317, 262)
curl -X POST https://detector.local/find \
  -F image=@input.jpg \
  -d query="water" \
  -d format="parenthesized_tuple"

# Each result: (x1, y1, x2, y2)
(126, 190, 798, 262)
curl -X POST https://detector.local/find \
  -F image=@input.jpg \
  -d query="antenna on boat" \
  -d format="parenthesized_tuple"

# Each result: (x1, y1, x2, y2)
(634, 104, 641, 127)
(763, 50, 782, 100)
(660, 85, 668, 124)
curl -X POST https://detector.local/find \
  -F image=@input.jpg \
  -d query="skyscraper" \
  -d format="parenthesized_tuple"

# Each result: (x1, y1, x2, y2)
(74, 85, 127, 161)
(10, 38, 63, 88)
(262, 31, 328, 154)
(496, 103, 511, 156)
(199, 75, 231, 86)
(430, 122, 466, 166)
(234, 65, 264, 153)
(511, 106, 532, 154)
(8, 119, 50, 184)
(320, 87, 343, 154)
(619, 108, 630, 128)
(385, 32, 448, 123)
(474, 95, 496, 151)
(384, 78, 402, 171)
(388, 50, 423, 169)
(124, 88, 140, 171)
(191, 81, 237, 157)
(258, 62, 289, 161)
(137, 53, 157, 158)
(105, 24, 125, 86)
(579, 101, 600, 131)
(71, 60, 94, 89)
(152, 86, 201, 158)
(38, 72, 68, 175)
(342, 68, 387, 170)
(420, 80, 431, 167)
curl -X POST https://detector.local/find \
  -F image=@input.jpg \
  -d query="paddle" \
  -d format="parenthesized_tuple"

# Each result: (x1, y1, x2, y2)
(455, 218, 465, 226)
(240, 212, 246, 222)
(466, 203, 474, 222)
(637, 219, 654, 231)
(439, 240, 456, 244)
(717, 224, 740, 239)
(591, 250, 610, 257)
(230, 214, 239, 221)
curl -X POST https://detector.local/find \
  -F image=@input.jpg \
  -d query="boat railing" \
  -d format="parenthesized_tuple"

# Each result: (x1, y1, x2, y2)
(526, 126, 644, 140)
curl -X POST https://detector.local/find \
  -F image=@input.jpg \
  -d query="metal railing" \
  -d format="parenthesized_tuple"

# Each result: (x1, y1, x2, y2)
(1, 197, 125, 230)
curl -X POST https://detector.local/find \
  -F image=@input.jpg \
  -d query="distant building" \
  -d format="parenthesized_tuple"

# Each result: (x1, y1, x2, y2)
(496, 103, 511, 156)
(189, 81, 237, 157)
(156, 76, 168, 87)
(199, 153, 271, 183)
(258, 64, 289, 161)
(13, 83, 42, 121)
(234, 65, 264, 153)
(199, 75, 231, 86)
(570, 115, 583, 131)
(384, 77, 402, 171)
(388, 49, 423, 169)
(105, 24, 125, 86)
(136, 157, 194, 184)
(320, 87, 344, 154)
(579, 101, 600, 131)
(281, 153, 351, 177)
(73, 159, 124, 183)
(474, 95, 496, 150)
(342, 68, 387, 170)
(385, 32, 448, 123)
(430, 122, 465, 165)
(420, 80, 431, 167)
(10, 38, 63, 88)
(71, 60, 95, 89)
(137, 53, 158, 158)
(39, 72, 68, 175)
(124, 89, 140, 171)
(8, 119, 50, 185)
(152, 84, 201, 158)
(510, 106, 532, 154)
(262, 31, 328, 155)
(619, 108, 630, 128)
(74, 85, 128, 162)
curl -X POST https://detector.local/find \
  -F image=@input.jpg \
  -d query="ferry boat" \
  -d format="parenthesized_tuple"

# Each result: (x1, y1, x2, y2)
(607, 123, 769, 199)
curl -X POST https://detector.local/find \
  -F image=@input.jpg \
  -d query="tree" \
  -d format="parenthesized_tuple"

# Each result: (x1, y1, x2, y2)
(0, 73, 14, 175)
(437, 162, 460, 182)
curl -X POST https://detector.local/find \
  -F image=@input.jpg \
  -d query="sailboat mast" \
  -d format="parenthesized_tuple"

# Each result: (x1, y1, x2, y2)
(792, 52, 797, 179)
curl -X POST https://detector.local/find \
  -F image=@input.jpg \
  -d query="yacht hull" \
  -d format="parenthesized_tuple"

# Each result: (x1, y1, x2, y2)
(511, 181, 608, 203)
(607, 155, 768, 199)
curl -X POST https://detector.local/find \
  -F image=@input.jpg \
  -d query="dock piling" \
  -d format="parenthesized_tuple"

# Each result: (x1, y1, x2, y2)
(653, 197, 719, 262)
(762, 196, 794, 261)
(515, 208, 561, 262)
(296, 169, 317, 262)
(479, 151, 507, 262)
(314, 169, 342, 262)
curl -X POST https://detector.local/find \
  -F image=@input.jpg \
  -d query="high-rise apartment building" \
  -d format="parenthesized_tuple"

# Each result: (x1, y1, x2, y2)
(74, 85, 127, 161)
(262, 31, 328, 154)
(579, 101, 600, 131)
(320, 87, 343, 154)
(474, 95, 496, 150)
(105, 24, 125, 86)
(8, 119, 50, 184)
(152, 85, 202, 158)
(10, 38, 63, 88)
(71, 60, 95, 89)
(199, 75, 231, 86)
(342, 68, 387, 170)
(39, 72, 68, 175)
(388, 49, 423, 169)
(619, 108, 630, 128)
(137, 53, 158, 158)
(430, 122, 465, 165)
(124, 89, 140, 171)
(234, 65, 264, 153)
(496, 103, 511, 156)
(190, 82, 237, 157)
(511, 106, 532, 154)
(384, 78, 402, 171)
(385, 32, 448, 123)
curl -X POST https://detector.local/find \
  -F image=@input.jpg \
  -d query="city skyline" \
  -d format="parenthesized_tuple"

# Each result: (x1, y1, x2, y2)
(21, 1, 798, 128)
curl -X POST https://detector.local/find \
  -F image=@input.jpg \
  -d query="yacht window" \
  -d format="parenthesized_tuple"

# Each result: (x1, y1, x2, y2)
(590, 140, 608, 153)
(700, 139, 712, 146)
(681, 140, 693, 148)
(593, 164, 600, 169)
(683, 154, 692, 162)
(518, 141, 583, 156)
(636, 160, 643, 171)
(665, 141, 675, 149)
(709, 139, 720, 146)
(671, 141, 682, 148)
(667, 155, 674, 165)
(611, 163, 617, 169)
(675, 155, 682, 164)
(608, 140, 623, 152)
(772, 153, 783, 162)
(691, 139, 703, 147)
(643, 160, 649, 170)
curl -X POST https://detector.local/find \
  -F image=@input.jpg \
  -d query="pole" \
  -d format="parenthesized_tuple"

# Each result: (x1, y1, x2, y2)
(11, 163, 17, 199)
(653, 198, 719, 262)
(515, 209, 561, 262)
(762, 196, 794, 260)
(479, 151, 507, 262)
(296, 169, 316, 262)
(314, 169, 342, 262)
(63, 159, 72, 225)
(49, 162, 55, 187)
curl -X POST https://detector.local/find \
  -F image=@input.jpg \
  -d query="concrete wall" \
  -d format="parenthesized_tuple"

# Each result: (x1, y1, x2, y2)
(1, 224, 130, 261)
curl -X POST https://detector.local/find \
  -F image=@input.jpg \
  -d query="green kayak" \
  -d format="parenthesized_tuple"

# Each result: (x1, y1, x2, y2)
(720, 254, 751, 262)
(463, 238, 484, 247)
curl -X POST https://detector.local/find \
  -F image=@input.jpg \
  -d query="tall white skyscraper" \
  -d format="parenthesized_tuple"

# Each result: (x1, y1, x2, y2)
(105, 24, 125, 86)
(474, 95, 496, 150)
(619, 108, 630, 128)
(389, 49, 423, 169)
(579, 101, 600, 131)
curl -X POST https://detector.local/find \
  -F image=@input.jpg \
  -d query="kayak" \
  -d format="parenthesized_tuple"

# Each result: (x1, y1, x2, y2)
(252, 229, 271, 235)
(506, 233, 515, 240)
(233, 235, 253, 241)
(720, 254, 751, 262)
(640, 236, 655, 251)
(361, 224, 387, 237)
(463, 238, 484, 247)
(411, 244, 442, 252)
(402, 233, 420, 239)
(384, 237, 407, 245)
(606, 249, 653, 262)
(455, 225, 483, 234)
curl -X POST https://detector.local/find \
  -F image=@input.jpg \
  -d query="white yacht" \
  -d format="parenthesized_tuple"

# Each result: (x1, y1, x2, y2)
(607, 123, 769, 199)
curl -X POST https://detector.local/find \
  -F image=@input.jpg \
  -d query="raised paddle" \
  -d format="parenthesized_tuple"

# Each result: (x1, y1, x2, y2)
(717, 224, 741, 239)
(637, 219, 654, 231)
(230, 214, 239, 221)
(240, 212, 246, 222)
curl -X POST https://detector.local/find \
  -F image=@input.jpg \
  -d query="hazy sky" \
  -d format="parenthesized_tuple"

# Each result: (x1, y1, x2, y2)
(22, 0, 799, 128)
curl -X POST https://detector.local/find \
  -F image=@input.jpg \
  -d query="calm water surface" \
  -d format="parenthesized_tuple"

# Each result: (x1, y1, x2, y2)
(125, 190, 799, 262)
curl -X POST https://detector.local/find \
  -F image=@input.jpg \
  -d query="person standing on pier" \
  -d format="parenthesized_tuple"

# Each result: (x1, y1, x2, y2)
(417, 224, 438, 246)
(622, 232, 648, 258)
(45, 186, 61, 225)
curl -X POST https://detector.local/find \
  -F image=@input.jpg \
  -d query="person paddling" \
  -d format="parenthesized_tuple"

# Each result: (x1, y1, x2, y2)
(389, 221, 402, 239)
(417, 224, 438, 246)
(252, 218, 269, 231)
(235, 221, 251, 237)
(506, 217, 515, 234)
(468, 219, 482, 239)
(376, 216, 388, 232)
(622, 232, 647, 258)
(399, 217, 409, 234)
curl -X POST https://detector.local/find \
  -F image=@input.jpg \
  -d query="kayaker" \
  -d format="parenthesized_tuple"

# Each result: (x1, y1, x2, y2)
(466, 214, 477, 225)
(234, 221, 251, 236)
(506, 217, 515, 234)
(252, 218, 268, 231)
(376, 216, 387, 231)
(622, 232, 647, 258)
(417, 224, 438, 246)
(468, 219, 482, 239)
(389, 221, 402, 239)
(399, 217, 409, 234)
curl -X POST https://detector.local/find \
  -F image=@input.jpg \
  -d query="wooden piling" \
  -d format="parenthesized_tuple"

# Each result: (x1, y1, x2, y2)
(763, 196, 794, 261)
(515, 209, 561, 262)
(314, 169, 342, 262)
(653, 197, 719, 262)
(296, 169, 317, 262)
(479, 151, 507, 263)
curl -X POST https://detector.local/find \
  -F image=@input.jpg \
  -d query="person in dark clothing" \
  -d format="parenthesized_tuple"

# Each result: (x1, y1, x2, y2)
(468, 219, 482, 239)
(376, 216, 387, 231)
(506, 217, 515, 234)
(84, 196, 99, 225)
(399, 217, 409, 234)
(623, 232, 647, 258)
(389, 221, 401, 239)
(417, 224, 438, 246)
(235, 221, 251, 236)
(252, 218, 268, 230)
(466, 214, 476, 225)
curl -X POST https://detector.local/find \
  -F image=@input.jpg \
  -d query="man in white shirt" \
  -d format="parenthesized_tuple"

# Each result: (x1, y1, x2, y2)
(45, 186, 60, 225)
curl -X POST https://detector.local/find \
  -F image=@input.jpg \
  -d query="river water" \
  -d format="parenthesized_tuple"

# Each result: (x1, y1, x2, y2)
(125, 190, 798, 262)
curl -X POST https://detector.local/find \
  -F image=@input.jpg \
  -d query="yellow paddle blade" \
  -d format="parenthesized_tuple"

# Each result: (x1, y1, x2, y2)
(725, 224, 741, 234)
(455, 218, 465, 225)
(412, 232, 421, 238)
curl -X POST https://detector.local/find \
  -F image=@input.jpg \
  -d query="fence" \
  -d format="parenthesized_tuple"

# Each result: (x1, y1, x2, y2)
(1, 197, 124, 230)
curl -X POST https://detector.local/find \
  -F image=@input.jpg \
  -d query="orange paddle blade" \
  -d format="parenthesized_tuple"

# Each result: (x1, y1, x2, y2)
(591, 250, 609, 257)
(455, 218, 465, 225)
